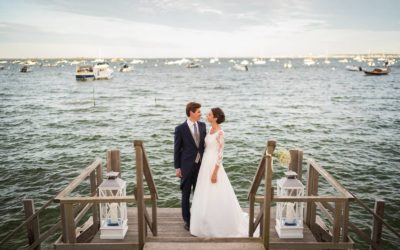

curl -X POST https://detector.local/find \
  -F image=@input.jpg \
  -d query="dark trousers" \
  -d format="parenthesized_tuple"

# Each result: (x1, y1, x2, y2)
(181, 162, 200, 224)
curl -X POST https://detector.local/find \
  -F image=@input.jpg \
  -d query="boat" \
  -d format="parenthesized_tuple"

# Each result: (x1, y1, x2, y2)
(186, 62, 200, 68)
(209, 58, 219, 64)
(363, 67, 390, 75)
(93, 62, 113, 80)
(284, 61, 292, 69)
(75, 65, 95, 81)
(303, 58, 316, 66)
(233, 64, 248, 71)
(20, 65, 32, 73)
(120, 64, 134, 72)
(252, 58, 266, 65)
(346, 65, 362, 71)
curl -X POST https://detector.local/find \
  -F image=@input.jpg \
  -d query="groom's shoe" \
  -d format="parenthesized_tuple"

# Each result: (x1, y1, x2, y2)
(184, 222, 190, 231)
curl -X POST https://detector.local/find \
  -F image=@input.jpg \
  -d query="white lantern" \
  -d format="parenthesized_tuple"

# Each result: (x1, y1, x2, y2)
(275, 170, 304, 238)
(99, 171, 128, 239)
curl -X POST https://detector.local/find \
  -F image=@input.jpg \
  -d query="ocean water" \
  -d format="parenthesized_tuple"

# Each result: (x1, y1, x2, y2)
(0, 58, 399, 249)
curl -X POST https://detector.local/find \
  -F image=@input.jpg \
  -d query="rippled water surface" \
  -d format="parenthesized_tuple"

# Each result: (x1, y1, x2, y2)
(1, 59, 399, 249)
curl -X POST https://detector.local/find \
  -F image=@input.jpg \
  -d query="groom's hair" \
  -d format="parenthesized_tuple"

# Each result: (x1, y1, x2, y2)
(211, 107, 225, 124)
(186, 102, 201, 117)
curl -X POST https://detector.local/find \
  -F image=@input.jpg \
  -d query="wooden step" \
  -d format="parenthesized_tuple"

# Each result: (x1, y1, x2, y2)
(143, 241, 265, 250)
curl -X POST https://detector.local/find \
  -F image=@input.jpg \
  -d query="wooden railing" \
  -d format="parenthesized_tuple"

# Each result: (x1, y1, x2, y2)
(0, 196, 62, 250)
(134, 140, 158, 250)
(248, 141, 355, 249)
(248, 139, 276, 237)
(52, 143, 158, 250)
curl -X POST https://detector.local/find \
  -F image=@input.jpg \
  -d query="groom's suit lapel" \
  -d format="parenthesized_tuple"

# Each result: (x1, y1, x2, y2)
(183, 121, 198, 148)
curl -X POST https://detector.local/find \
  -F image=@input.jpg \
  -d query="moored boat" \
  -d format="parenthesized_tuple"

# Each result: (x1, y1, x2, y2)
(75, 65, 95, 81)
(120, 64, 134, 72)
(93, 62, 113, 80)
(20, 65, 32, 73)
(346, 65, 362, 71)
(233, 64, 248, 71)
(363, 67, 390, 75)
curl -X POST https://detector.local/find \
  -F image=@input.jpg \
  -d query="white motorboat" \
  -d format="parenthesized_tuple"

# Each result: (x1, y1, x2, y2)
(284, 61, 292, 69)
(76, 65, 95, 81)
(209, 58, 219, 64)
(303, 58, 316, 66)
(252, 58, 266, 65)
(93, 62, 113, 80)
(233, 64, 248, 71)
(120, 64, 134, 72)
(346, 65, 362, 71)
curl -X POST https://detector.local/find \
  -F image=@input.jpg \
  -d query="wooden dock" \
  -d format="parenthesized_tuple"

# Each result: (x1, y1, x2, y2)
(81, 207, 317, 250)
(2, 140, 398, 249)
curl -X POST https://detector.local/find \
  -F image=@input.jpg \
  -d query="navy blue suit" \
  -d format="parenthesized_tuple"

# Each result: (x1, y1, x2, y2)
(174, 120, 206, 224)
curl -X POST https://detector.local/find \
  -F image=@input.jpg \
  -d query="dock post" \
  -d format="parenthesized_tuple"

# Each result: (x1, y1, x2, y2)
(23, 199, 41, 250)
(134, 141, 145, 250)
(107, 149, 121, 177)
(289, 149, 303, 181)
(305, 163, 318, 229)
(263, 154, 273, 249)
(370, 199, 385, 250)
(60, 203, 76, 243)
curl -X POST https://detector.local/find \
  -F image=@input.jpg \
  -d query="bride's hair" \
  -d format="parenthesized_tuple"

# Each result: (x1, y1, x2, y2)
(211, 108, 225, 124)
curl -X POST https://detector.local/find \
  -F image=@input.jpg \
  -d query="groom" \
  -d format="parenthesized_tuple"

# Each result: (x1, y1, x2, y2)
(174, 102, 206, 231)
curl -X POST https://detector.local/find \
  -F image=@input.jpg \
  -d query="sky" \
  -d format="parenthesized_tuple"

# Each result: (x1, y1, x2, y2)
(0, 0, 399, 58)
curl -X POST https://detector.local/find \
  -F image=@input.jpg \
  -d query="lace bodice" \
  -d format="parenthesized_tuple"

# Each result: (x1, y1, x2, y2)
(204, 129, 224, 167)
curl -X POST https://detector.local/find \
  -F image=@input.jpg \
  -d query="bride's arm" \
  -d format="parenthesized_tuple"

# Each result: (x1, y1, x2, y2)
(211, 130, 224, 183)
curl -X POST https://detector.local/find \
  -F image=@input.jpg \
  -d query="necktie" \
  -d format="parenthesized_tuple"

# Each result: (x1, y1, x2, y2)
(194, 123, 200, 163)
(194, 122, 200, 147)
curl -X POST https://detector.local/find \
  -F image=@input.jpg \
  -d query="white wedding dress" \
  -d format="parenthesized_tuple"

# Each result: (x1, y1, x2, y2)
(190, 129, 254, 237)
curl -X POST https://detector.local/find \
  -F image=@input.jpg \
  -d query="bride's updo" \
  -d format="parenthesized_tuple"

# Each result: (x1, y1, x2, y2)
(211, 107, 225, 124)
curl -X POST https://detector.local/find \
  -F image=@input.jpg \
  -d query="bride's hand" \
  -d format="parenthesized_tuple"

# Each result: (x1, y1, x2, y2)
(211, 172, 218, 183)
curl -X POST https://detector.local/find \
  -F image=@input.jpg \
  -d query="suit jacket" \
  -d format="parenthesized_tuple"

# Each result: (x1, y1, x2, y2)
(174, 120, 206, 178)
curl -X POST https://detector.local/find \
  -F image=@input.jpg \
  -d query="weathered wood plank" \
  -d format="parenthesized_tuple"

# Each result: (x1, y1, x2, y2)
(370, 199, 385, 250)
(308, 160, 353, 199)
(289, 149, 303, 181)
(107, 149, 121, 176)
(23, 199, 41, 250)
(263, 154, 273, 249)
(135, 142, 146, 250)
(55, 159, 102, 202)
(143, 242, 265, 250)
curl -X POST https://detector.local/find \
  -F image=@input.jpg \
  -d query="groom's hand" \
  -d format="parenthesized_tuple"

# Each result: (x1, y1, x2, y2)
(176, 168, 182, 178)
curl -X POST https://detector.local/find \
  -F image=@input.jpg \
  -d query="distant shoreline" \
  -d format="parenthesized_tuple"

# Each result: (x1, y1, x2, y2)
(1, 54, 400, 60)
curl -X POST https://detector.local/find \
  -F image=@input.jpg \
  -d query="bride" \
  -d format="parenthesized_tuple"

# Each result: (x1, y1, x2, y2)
(190, 107, 252, 237)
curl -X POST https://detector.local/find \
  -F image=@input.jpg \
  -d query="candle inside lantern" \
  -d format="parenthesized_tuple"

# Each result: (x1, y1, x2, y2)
(285, 202, 296, 225)
(109, 203, 119, 226)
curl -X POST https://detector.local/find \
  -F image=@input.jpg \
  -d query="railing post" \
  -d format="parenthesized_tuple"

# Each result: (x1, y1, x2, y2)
(333, 201, 343, 242)
(134, 140, 145, 250)
(289, 149, 303, 181)
(90, 171, 100, 230)
(248, 194, 255, 237)
(60, 203, 76, 243)
(107, 149, 121, 177)
(23, 199, 41, 250)
(370, 199, 385, 250)
(305, 162, 318, 229)
(152, 194, 158, 236)
(342, 200, 349, 241)
(263, 154, 272, 249)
